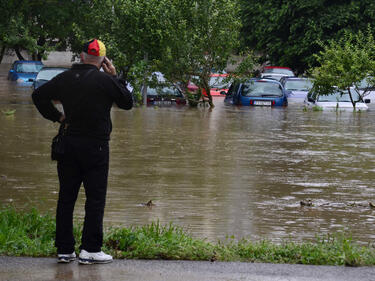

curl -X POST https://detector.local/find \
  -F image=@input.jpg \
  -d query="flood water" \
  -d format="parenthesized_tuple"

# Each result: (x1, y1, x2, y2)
(1, 63, 375, 244)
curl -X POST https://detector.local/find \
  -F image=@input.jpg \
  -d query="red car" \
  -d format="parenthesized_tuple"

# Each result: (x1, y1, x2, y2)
(260, 66, 294, 81)
(187, 73, 229, 97)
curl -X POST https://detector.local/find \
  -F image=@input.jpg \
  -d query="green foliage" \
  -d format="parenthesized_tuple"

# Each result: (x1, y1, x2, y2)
(0, 206, 56, 256)
(2, 207, 375, 266)
(157, 0, 242, 108)
(311, 28, 375, 107)
(71, 0, 242, 108)
(240, 0, 375, 74)
(0, 0, 77, 61)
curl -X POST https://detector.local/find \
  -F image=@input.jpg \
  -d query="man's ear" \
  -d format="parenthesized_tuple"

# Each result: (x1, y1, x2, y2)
(80, 52, 85, 63)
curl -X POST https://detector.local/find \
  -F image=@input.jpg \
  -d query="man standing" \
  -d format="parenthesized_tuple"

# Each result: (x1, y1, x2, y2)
(32, 39, 133, 264)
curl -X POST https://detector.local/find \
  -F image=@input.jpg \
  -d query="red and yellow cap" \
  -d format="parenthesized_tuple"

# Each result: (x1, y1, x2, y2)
(83, 39, 106, 57)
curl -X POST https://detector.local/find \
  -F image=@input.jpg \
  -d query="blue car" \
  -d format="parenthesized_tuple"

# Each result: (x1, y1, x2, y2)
(223, 78, 288, 106)
(7, 60, 44, 83)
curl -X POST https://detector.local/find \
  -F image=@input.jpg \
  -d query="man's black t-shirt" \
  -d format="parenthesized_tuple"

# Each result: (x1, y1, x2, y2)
(32, 63, 133, 141)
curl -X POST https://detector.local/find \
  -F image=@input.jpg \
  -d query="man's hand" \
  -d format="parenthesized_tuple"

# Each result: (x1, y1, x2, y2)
(59, 114, 66, 123)
(102, 57, 117, 76)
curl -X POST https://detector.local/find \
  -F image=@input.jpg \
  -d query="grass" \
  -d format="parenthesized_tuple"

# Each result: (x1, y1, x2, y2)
(1, 206, 375, 266)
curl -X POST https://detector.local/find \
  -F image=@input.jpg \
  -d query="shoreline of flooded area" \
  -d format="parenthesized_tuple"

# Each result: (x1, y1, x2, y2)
(1, 63, 375, 244)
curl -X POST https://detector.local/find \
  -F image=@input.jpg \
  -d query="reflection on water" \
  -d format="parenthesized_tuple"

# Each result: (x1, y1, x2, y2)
(1, 63, 375, 244)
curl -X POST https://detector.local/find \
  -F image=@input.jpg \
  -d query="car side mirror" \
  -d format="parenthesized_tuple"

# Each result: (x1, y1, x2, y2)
(365, 99, 371, 104)
(28, 78, 34, 82)
(9, 69, 14, 73)
(220, 90, 227, 95)
(285, 90, 292, 96)
(308, 97, 315, 102)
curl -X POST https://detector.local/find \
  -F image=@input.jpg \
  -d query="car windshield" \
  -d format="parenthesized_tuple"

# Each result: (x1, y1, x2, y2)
(242, 81, 283, 97)
(209, 76, 228, 89)
(317, 89, 361, 102)
(263, 68, 293, 75)
(358, 77, 375, 90)
(36, 69, 66, 80)
(284, 79, 312, 91)
(147, 86, 181, 96)
(16, 63, 43, 73)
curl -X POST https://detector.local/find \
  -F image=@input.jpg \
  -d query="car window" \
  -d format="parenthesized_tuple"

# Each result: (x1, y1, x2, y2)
(16, 63, 43, 73)
(284, 79, 312, 91)
(317, 89, 361, 102)
(358, 77, 375, 90)
(241, 81, 283, 97)
(147, 86, 181, 96)
(209, 76, 229, 89)
(36, 69, 66, 80)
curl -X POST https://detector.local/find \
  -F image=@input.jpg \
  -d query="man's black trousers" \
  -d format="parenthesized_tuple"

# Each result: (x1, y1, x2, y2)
(55, 136, 109, 254)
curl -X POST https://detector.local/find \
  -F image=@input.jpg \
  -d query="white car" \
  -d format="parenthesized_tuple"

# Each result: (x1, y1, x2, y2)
(357, 76, 375, 103)
(304, 88, 370, 111)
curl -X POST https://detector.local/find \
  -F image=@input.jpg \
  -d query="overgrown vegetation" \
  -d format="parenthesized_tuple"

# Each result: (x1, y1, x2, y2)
(1, 207, 375, 266)
(310, 28, 375, 108)
(240, 0, 375, 74)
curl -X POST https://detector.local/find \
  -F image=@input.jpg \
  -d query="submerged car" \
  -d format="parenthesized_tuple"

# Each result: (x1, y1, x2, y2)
(146, 85, 186, 106)
(280, 77, 313, 103)
(32, 67, 69, 90)
(224, 78, 288, 107)
(260, 66, 294, 81)
(304, 88, 370, 111)
(8, 60, 44, 83)
(357, 76, 375, 103)
(187, 73, 229, 97)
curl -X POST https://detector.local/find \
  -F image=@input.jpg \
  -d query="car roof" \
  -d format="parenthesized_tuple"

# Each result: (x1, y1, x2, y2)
(249, 78, 282, 85)
(14, 60, 43, 64)
(264, 66, 292, 70)
(39, 66, 69, 70)
(281, 76, 310, 81)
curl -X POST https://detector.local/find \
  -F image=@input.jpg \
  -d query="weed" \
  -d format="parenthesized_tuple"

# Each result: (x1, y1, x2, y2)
(1, 207, 375, 266)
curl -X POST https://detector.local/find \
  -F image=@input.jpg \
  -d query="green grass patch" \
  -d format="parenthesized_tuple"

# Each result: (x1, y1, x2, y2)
(1, 207, 375, 266)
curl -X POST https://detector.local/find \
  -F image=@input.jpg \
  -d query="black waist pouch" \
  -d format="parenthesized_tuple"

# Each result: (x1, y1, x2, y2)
(51, 123, 68, 161)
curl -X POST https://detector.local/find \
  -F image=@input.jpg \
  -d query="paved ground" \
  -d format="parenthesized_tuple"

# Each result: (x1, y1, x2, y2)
(1, 256, 375, 281)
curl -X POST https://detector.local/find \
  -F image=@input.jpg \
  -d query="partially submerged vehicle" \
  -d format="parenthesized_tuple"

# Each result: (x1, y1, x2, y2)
(224, 78, 288, 107)
(304, 88, 370, 111)
(32, 67, 69, 90)
(8, 60, 44, 84)
(280, 77, 313, 103)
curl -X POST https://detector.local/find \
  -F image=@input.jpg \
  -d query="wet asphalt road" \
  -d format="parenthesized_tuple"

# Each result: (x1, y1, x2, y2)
(0, 256, 374, 281)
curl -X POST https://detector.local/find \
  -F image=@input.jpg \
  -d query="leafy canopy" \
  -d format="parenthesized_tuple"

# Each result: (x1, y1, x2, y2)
(311, 28, 375, 107)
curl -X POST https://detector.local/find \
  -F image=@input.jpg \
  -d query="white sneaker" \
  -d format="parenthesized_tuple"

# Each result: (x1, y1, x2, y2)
(79, 249, 113, 264)
(57, 252, 76, 263)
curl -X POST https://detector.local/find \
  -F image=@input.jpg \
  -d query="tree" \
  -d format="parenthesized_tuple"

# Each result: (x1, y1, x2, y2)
(0, 0, 77, 61)
(240, 0, 375, 74)
(71, 0, 174, 104)
(311, 29, 375, 108)
(73, 0, 242, 108)
(157, 0, 242, 108)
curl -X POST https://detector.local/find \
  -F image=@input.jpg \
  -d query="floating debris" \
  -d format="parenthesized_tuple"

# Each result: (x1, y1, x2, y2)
(141, 200, 155, 207)
(300, 200, 313, 207)
(2, 109, 16, 116)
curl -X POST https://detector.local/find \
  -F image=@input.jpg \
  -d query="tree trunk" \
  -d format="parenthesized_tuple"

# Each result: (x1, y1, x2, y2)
(348, 87, 356, 108)
(15, 47, 25, 60)
(202, 77, 215, 108)
(0, 45, 6, 64)
(142, 53, 148, 106)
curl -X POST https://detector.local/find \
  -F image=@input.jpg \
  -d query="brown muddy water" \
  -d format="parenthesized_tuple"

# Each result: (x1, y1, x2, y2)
(1, 64, 375, 244)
